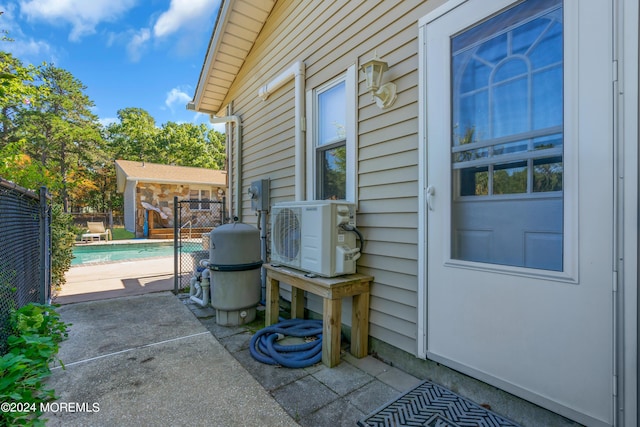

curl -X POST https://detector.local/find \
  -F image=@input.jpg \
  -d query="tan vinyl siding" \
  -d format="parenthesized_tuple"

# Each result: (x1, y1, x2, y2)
(220, 0, 444, 355)
(239, 86, 296, 223)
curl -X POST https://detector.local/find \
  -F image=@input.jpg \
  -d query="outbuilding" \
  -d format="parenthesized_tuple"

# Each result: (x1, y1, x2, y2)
(115, 159, 227, 237)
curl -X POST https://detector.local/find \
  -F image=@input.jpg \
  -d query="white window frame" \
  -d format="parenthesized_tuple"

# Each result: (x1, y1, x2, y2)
(306, 64, 357, 203)
(189, 187, 212, 211)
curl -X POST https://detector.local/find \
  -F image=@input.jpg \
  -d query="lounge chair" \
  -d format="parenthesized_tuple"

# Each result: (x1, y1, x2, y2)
(81, 221, 112, 242)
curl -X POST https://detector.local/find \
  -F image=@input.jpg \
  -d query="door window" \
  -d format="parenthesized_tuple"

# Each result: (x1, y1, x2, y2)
(451, 0, 563, 271)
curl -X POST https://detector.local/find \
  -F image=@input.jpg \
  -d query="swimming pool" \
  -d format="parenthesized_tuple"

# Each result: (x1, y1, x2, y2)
(72, 242, 197, 266)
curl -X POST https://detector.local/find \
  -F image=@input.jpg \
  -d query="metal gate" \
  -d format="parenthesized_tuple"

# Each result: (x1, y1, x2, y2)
(173, 197, 226, 292)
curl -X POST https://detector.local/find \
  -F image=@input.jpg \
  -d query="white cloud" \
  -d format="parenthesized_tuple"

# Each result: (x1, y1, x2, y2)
(153, 0, 218, 38)
(18, 0, 137, 41)
(1, 2, 58, 62)
(165, 87, 192, 112)
(126, 28, 150, 62)
(10, 38, 53, 58)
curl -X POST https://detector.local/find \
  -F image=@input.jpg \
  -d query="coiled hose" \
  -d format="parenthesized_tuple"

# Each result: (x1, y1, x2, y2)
(249, 319, 323, 368)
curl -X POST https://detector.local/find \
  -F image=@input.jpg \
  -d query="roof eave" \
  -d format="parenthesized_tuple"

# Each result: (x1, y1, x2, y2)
(115, 161, 127, 193)
(126, 177, 227, 187)
(188, 0, 276, 115)
(190, 0, 234, 115)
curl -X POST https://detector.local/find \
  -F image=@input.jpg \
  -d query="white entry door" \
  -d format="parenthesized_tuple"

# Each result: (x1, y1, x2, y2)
(422, 0, 615, 425)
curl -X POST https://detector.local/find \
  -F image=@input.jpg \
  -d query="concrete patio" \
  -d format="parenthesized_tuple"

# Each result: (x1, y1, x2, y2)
(50, 251, 576, 426)
(48, 256, 423, 426)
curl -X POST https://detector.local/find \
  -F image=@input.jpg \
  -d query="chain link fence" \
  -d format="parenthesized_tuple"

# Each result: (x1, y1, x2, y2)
(0, 179, 51, 354)
(174, 197, 226, 292)
(71, 212, 123, 229)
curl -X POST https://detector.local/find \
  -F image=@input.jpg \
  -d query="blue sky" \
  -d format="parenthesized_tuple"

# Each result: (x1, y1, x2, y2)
(1, 0, 224, 129)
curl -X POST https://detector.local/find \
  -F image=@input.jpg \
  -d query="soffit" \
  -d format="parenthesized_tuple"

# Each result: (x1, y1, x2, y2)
(191, 0, 275, 115)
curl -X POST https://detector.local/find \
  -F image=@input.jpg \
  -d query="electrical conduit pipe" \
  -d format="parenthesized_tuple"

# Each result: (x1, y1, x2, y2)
(258, 61, 306, 201)
(209, 115, 242, 221)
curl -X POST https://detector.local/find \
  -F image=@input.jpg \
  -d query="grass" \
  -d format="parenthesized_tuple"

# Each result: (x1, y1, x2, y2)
(111, 227, 135, 240)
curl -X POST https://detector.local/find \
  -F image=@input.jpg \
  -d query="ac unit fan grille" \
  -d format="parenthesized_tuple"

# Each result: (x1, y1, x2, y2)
(274, 208, 300, 261)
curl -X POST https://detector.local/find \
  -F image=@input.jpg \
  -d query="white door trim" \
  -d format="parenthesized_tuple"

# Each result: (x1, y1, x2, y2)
(618, 1, 639, 425)
(417, 1, 620, 426)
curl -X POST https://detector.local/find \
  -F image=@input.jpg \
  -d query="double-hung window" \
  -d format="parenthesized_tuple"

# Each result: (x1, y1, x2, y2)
(307, 65, 356, 202)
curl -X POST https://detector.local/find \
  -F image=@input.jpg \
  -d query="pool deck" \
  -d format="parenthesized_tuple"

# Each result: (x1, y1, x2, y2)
(62, 239, 206, 303)
(74, 238, 176, 246)
(55, 254, 175, 304)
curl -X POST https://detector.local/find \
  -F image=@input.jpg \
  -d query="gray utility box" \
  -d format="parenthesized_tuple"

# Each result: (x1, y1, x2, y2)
(208, 222, 262, 326)
(248, 179, 270, 211)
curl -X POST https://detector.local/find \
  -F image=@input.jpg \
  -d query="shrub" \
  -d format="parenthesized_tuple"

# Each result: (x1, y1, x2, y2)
(0, 303, 69, 426)
(50, 204, 78, 289)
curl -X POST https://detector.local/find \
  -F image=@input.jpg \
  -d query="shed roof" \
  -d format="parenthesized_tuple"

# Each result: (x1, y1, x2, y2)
(189, 0, 276, 115)
(115, 160, 227, 192)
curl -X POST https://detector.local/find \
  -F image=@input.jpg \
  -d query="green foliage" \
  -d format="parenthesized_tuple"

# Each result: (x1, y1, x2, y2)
(0, 303, 69, 427)
(50, 204, 78, 289)
(156, 121, 226, 169)
(106, 109, 226, 170)
(0, 52, 46, 144)
(17, 64, 104, 211)
(105, 107, 159, 162)
(0, 141, 54, 192)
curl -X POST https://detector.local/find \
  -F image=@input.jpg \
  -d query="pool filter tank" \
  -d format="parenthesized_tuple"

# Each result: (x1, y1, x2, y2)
(208, 222, 262, 326)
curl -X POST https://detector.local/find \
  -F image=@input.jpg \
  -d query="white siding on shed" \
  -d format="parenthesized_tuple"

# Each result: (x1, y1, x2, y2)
(124, 183, 136, 233)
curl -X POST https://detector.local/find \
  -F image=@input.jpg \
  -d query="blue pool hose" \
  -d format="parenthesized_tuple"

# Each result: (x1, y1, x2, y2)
(249, 318, 323, 368)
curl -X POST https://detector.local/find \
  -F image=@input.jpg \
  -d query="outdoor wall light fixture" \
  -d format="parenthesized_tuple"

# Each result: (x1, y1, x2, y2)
(360, 52, 397, 109)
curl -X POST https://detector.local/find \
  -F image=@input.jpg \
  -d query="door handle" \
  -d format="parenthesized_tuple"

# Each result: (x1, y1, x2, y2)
(426, 185, 435, 211)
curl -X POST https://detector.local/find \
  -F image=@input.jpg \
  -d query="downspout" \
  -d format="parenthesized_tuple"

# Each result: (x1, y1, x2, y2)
(258, 61, 306, 201)
(210, 115, 242, 222)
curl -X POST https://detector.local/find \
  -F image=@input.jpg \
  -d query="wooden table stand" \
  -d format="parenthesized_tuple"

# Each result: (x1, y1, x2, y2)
(263, 263, 373, 368)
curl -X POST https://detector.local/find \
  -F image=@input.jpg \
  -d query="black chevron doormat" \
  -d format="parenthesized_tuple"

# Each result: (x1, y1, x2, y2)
(358, 380, 521, 427)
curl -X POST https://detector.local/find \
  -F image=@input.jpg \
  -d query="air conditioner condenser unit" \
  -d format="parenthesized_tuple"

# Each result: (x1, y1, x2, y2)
(270, 200, 361, 277)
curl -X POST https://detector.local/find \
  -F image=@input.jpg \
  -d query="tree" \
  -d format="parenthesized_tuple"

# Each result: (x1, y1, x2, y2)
(0, 52, 45, 146)
(205, 127, 226, 170)
(0, 45, 77, 289)
(157, 121, 225, 169)
(105, 107, 159, 163)
(106, 111, 226, 170)
(0, 141, 51, 191)
(15, 65, 103, 212)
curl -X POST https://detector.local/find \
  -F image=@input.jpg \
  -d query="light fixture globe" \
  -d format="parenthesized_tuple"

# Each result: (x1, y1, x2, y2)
(360, 52, 397, 109)
(360, 55, 387, 93)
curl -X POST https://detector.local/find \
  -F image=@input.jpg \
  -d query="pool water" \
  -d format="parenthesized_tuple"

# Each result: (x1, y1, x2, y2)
(72, 242, 192, 265)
